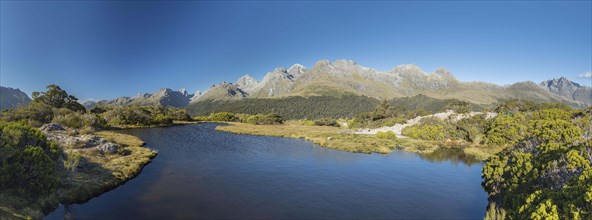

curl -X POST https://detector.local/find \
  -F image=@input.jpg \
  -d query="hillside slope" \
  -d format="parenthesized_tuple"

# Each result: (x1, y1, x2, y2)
(0, 86, 31, 110)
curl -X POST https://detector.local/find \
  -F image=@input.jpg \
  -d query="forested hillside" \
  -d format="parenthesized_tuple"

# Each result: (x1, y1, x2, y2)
(187, 94, 487, 120)
(187, 95, 380, 120)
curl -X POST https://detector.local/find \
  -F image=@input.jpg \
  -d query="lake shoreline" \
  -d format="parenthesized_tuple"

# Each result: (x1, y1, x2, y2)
(215, 122, 504, 160)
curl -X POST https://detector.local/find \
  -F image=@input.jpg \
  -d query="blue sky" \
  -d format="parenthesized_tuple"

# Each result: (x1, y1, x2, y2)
(1, 1, 591, 100)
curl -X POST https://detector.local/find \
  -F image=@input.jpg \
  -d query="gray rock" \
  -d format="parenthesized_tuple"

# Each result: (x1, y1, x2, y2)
(40, 123, 65, 132)
(96, 142, 118, 154)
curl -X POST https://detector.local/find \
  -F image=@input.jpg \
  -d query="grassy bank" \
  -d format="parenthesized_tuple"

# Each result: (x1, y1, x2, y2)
(216, 121, 502, 156)
(58, 131, 158, 203)
(0, 131, 157, 219)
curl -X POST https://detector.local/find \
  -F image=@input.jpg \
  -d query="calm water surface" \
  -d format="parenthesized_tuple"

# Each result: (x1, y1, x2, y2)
(46, 123, 487, 219)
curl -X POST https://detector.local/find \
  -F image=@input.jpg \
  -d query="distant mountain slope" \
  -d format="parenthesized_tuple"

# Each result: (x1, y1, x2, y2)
(187, 94, 487, 119)
(0, 86, 31, 110)
(191, 59, 586, 107)
(388, 94, 483, 113)
(87, 88, 193, 108)
(540, 77, 592, 105)
(187, 95, 380, 120)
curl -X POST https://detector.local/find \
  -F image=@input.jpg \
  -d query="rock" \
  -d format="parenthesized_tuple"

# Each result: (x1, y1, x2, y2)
(40, 123, 65, 132)
(96, 142, 118, 154)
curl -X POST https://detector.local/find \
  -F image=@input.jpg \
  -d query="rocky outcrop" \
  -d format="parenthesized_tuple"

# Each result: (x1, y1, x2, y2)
(96, 142, 118, 154)
(0, 86, 31, 110)
(41, 123, 118, 154)
(40, 123, 65, 132)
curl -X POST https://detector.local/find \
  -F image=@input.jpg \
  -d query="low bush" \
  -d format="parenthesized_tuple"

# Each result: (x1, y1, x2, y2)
(246, 114, 284, 125)
(313, 118, 338, 127)
(207, 112, 239, 122)
(376, 131, 397, 139)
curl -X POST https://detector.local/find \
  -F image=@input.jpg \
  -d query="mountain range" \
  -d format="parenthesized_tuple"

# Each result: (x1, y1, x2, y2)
(1, 60, 590, 114)
(82, 88, 195, 109)
(189, 60, 590, 106)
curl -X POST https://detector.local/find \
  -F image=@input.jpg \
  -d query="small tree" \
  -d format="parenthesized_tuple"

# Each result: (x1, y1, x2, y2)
(32, 84, 85, 112)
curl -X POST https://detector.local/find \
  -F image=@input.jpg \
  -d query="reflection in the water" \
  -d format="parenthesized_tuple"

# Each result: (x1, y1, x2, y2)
(419, 147, 481, 165)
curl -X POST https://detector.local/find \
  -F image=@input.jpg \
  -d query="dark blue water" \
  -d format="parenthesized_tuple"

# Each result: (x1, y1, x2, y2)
(46, 123, 486, 219)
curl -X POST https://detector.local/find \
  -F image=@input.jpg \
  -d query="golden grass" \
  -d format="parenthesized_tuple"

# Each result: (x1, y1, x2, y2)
(58, 131, 157, 203)
(216, 122, 442, 154)
(216, 122, 505, 159)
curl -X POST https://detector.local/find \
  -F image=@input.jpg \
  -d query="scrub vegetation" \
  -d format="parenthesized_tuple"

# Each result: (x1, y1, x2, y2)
(0, 85, 159, 219)
(215, 98, 592, 220)
(481, 101, 592, 219)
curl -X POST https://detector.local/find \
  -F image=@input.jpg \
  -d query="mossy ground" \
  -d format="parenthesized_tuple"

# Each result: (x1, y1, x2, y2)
(58, 131, 157, 203)
(216, 121, 504, 158)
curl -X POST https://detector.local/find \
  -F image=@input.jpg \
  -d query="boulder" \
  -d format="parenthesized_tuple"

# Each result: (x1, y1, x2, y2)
(40, 123, 65, 132)
(96, 142, 118, 154)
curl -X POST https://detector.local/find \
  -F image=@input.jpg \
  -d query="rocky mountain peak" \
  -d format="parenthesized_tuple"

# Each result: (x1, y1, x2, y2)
(236, 74, 259, 92)
(273, 67, 287, 73)
(333, 59, 357, 66)
(546, 77, 581, 87)
(287, 64, 307, 78)
(136, 93, 151, 99)
(178, 88, 190, 97)
(154, 88, 173, 96)
(539, 77, 590, 105)
(390, 64, 424, 74)
(431, 67, 457, 81)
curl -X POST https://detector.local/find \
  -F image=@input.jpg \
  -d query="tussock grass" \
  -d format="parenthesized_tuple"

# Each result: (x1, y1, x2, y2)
(58, 131, 157, 203)
(216, 122, 440, 154)
(217, 121, 502, 159)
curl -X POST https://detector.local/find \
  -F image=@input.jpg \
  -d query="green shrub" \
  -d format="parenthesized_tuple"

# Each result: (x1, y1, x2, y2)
(0, 121, 59, 197)
(152, 114, 173, 125)
(380, 118, 407, 127)
(207, 112, 238, 122)
(445, 100, 472, 114)
(376, 131, 397, 139)
(314, 118, 338, 127)
(193, 116, 209, 122)
(485, 113, 527, 146)
(0, 102, 54, 127)
(246, 114, 284, 125)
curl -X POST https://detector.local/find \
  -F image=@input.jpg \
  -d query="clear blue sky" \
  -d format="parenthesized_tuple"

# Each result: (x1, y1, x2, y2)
(1, 1, 591, 100)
